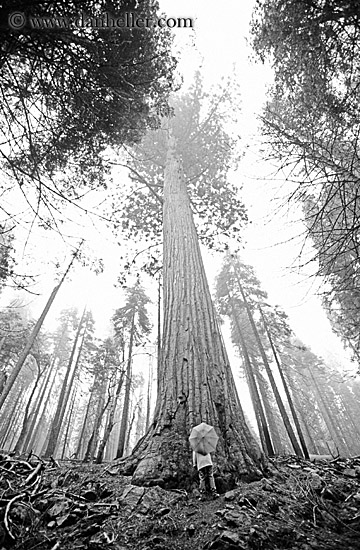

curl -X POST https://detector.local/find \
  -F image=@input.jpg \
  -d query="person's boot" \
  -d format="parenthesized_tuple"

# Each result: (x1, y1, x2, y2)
(198, 489, 206, 501)
(210, 488, 220, 499)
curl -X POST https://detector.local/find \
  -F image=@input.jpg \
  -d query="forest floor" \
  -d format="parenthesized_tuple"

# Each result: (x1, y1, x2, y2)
(1, 453, 360, 550)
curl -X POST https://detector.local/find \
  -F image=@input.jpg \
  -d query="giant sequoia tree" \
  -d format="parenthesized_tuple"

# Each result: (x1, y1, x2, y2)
(113, 79, 264, 488)
(250, 0, 360, 361)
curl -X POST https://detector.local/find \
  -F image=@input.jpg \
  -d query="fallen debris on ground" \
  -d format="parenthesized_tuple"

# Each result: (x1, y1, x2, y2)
(0, 453, 360, 549)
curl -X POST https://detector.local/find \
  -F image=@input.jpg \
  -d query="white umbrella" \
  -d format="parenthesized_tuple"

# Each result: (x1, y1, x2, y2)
(189, 422, 219, 455)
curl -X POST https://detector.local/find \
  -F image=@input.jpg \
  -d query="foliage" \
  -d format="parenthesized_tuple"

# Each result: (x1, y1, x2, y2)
(250, 0, 360, 361)
(112, 283, 152, 344)
(111, 73, 247, 277)
(0, 225, 16, 292)
(215, 254, 269, 365)
(0, 306, 33, 370)
(88, 336, 122, 381)
(215, 254, 291, 355)
(73, 310, 98, 376)
(52, 307, 80, 362)
(304, 193, 360, 361)
(0, 0, 176, 232)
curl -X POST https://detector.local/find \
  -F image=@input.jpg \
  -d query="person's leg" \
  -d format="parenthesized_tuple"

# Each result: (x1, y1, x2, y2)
(198, 467, 206, 494)
(208, 466, 219, 497)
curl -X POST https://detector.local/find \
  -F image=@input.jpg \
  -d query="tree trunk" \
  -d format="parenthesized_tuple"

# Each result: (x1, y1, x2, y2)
(5, 391, 26, 449)
(125, 399, 137, 455)
(135, 398, 145, 442)
(44, 307, 87, 457)
(22, 361, 52, 453)
(54, 319, 88, 456)
(0, 249, 80, 412)
(259, 306, 310, 459)
(230, 298, 274, 456)
(29, 368, 59, 454)
(0, 386, 23, 448)
(74, 391, 94, 459)
(0, 286, 59, 412)
(308, 368, 350, 455)
(282, 366, 323, 453)
(299, 408, 320, 454)
(0, 336, 5, 355)
(25, 325, 73, 453)
(253, 366, 285, 454)
(157, 275, 162, 381)
(120, 136, 264, 489)
(145, 355, 153, 432)
(61, 387, 77, 459)
(13, 362, 42, 454)
(338, 394, 360, 443)
(233, 270, 303, 458)
(83, 370, 109, 461)
(96, 368, 125, 463)
(116, 308, 136, 458)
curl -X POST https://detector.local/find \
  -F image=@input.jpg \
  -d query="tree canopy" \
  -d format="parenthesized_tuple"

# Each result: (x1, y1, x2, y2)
(0, 0, 176, 231)
(250, 0, 360, 361)
(111, 74, 247, 278)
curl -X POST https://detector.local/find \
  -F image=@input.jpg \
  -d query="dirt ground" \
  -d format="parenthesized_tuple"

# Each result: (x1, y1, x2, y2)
(1, 453, 360, 550)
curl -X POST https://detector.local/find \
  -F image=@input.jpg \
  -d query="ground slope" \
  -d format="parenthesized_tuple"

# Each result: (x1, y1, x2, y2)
(1, 454, 360, 549)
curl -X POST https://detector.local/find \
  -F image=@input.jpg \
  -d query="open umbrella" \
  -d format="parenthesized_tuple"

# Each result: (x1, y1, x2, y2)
(189, 422, 219, 455)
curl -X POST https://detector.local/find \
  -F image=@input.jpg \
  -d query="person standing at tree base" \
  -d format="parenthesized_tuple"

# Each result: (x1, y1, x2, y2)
(193, 450, 219, 500)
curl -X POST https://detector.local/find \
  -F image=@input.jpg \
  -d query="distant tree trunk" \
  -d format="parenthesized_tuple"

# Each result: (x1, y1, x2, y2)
(5, 392, 27, 449)
(28, 367, 58, 453)
(308, 368, 350, 455)
(338, 394, 360, 442)
(44, 307, 86, 457)
(120, 136, 264, 488)
(259, 306, 310, 460)
(233, 270, 303, 458)
(116, 309, 135, 459)
(135, 398, 145, 442)
(83, 370, 109, 461)
(74, 392, 94, 459)
(13, 361, 42, 453)
(145, 356, 153, 432)
(61, 388, 77, 459)
(253, 366, 285, 454)
(0, 336, 5, 354)
(124, 400, 138, 455)
(157, 275, 161, 380)
(22, 359, 55, 453)
(96, 368, 125, 463)
(281, 367, 323, 454)
(0, 249, 80, 413)
(298, 408, 319, 454)
(230, 298, 274, 456)
(0, 387, 23, 447)
(0, 366, 7, 396)
(0, 286, 59, 412)
(26, 323, 74, 453)
(54, 321, 88, 456)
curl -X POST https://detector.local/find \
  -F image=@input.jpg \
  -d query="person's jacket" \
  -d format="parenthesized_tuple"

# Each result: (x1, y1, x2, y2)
(193, 451, 213, 470)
